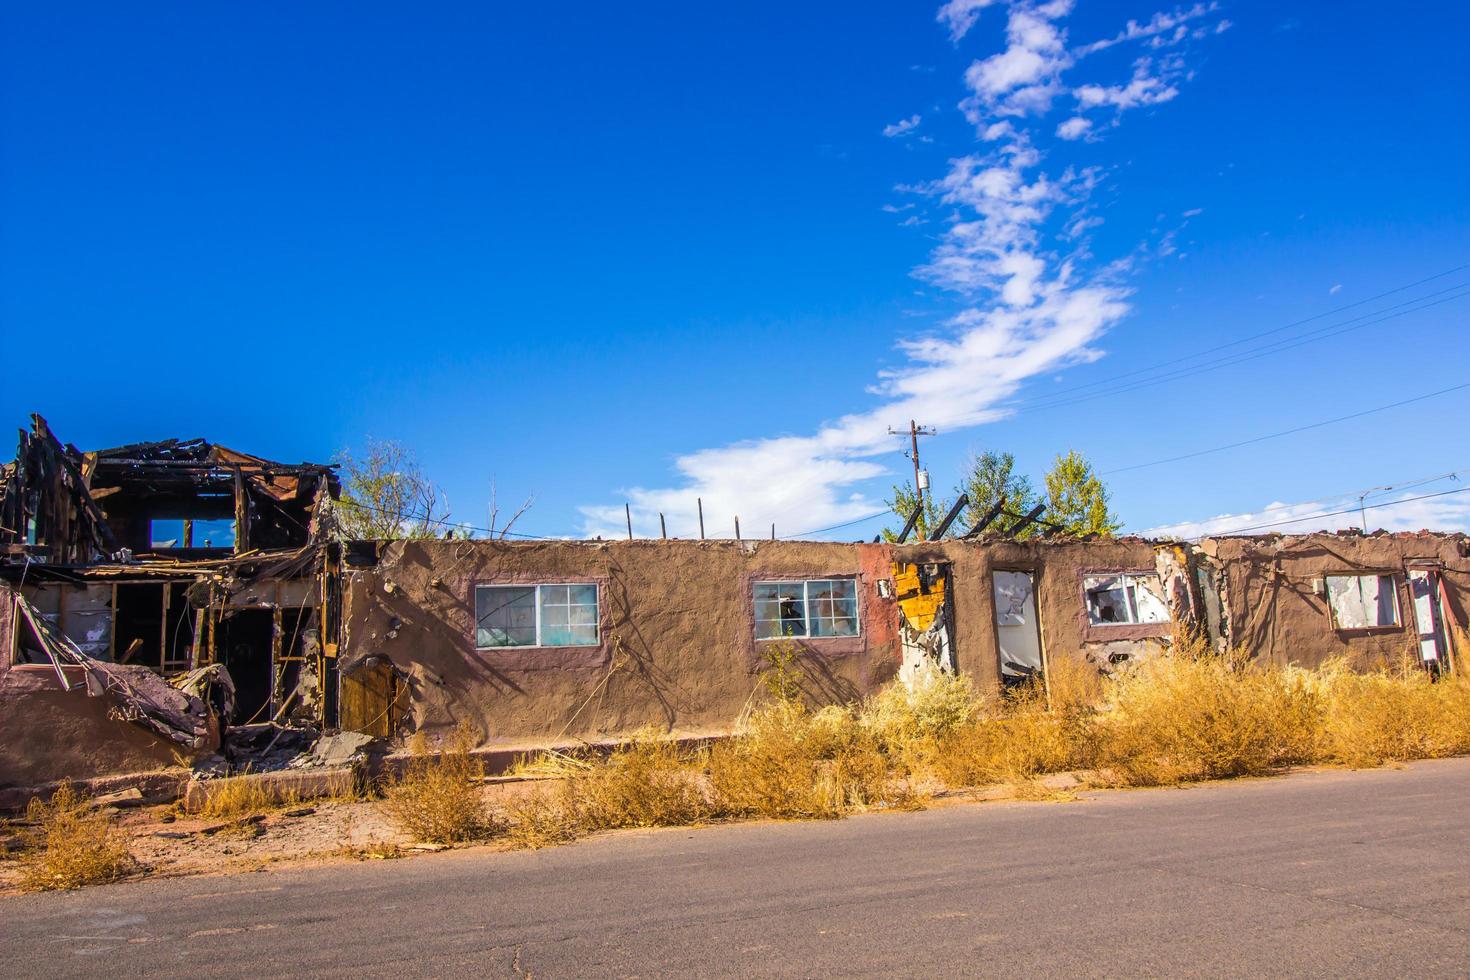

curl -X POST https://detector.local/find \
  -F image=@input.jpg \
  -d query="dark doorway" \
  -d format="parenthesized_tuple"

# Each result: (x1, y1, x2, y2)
(114, 583, 165, 668)
(216, 609, 274, 724)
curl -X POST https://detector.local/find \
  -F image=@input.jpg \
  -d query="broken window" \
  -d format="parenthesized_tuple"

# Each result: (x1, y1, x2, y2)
(753, 579, 859, 639)
(1326, 574, 1400, 629)
(148, 518, 237, 549)
(1083, 573, 1170, 627)
(475, 583, 599, 649)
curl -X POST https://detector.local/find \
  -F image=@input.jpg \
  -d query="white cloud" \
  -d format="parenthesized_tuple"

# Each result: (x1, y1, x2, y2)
(938, 0, 1004, 42)
(1182, 207, 1203, 216)
(883, 114, 923, 138)
(1141, 489, 1470, 539)
(578, 1, 1223, 539)
(960, 2, 1074, 122)
(1075, 3, 1218, 55)
(1074, 58, 1180, 110)
(1330, 283, 1343, 294)
(1056, 116, 1091, 140)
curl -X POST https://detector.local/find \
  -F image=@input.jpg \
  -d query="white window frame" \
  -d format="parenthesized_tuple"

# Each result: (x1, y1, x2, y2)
(1325, 573, 1401, 630)
(474, 582, 600, 650)
(752, 578, 861, 640)
(1083, 572, 1170, 627)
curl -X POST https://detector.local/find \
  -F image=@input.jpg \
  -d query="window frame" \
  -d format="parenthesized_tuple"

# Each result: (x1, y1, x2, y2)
(473, 581, 601, 650)
(1082, 572, 1168, 628)
(1077, 568, 1174, 643)
(1324, 572, 1403, 632)
(752, 577, 862, 641)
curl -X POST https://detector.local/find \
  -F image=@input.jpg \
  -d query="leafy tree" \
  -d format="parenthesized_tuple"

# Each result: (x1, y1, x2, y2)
(880, 481, 951, 542)
(335, 439, 451, 540)
(1043, 450, 1121, 538)
(956, 450, 1042, 538)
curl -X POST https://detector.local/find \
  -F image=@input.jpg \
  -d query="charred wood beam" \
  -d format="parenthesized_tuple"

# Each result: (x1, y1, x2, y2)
(895, 505, 923, 544)
(962, 496, 1008, 540)
(928, 493, 969, 541)
(1005, 504, 1049, 538)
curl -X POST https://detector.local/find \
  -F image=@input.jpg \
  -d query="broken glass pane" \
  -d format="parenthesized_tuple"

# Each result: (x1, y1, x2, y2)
(1326, 574, 1399, 629)
(1083, 573, 1171, 627)
(754, 582, 808, 638)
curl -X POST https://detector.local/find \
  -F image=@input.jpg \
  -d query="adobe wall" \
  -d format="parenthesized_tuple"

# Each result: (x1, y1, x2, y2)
(0, 666, 188, 787)
(340, 535, 1171, 747)
(1197, 531, 1470, 669)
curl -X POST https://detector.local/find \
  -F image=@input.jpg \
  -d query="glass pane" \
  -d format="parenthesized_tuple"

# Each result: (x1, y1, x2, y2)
(569, 584, 597, 606)
(542, 604, 570, 627)
(1083, 576, 1135, 625)
(541, 585, 569, 605)
(570, 604, 598, 626)
(476, 586, 536, 647)
(753, 583, 785, 603)
(567, 625, 598, 646)
(756, 617, 794, 639)
(1327, 575, 1398, 628)
(1130, 576, 1171, 624)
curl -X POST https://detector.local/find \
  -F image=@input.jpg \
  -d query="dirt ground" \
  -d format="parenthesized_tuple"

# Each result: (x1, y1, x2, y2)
(0, 779, 568, 894)
(0, 773, 1081, 896)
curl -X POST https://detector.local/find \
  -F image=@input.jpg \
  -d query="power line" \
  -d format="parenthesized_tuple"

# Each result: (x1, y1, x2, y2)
(1011, 285, 1470, 415)
(1179, 485, 1470, 539)
(1012, 262, 1470, 409)
(333, 497, 549, 539)
(781, 510, 893, 539)
(1101, 381, 1470, 476)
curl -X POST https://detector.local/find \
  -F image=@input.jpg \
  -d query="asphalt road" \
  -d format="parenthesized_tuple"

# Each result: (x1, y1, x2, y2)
(7, 759, 1470, 978)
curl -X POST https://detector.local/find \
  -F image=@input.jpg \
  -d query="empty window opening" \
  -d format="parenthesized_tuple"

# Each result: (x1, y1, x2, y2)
(1084, 573, 1170, 627)
(993, 570, 1043, 682)
(149, 518, 236, 550)
(1326, 574, 1400, 630)
(1408, 569, 1449, 664)
(754, 579, 859, 639)
(475, 583, 599, 649)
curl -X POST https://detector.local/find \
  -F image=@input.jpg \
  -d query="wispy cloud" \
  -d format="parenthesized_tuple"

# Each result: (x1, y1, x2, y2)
(579, 2, 1225, 538)
(1141, 489, 1470, 539)
(938, 0, 1006, 43)
(883, 114, 923, 137)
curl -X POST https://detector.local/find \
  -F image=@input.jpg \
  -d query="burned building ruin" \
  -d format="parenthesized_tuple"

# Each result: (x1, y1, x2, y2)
(2, 413, 1467, 796)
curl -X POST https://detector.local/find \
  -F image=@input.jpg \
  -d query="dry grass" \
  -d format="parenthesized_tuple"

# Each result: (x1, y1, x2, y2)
(17, 783, 136, 892)
(569, 732, 712, 830)
(501, 791, 585, 850)
(381, 725, 496, 844)
(1313, 660, 1470, 767)
(370, 647, 1470, 858)
(188, 769, 305, 820)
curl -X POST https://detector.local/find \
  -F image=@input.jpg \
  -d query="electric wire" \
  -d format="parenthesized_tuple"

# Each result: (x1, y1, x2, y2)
(1014, 262, 1470, 406)
(1100, 381, 1470, 475)
(1179, 485, 1470, 539)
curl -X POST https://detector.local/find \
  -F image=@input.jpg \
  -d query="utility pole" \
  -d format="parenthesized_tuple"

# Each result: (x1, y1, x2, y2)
(888, 419, 937, 514)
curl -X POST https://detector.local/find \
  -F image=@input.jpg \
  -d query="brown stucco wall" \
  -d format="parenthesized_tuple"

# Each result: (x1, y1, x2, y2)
(339, 536, 1173, 748)
(341, 539, 910, 747)
(1197, 531, 1470, 669)
(0, 666, 189, 787)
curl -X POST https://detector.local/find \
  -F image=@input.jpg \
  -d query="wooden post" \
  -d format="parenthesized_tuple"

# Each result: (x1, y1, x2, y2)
(625, 503, 633, 540)
(734, 516, 741, 540)
(698, 498, 705, 540)
(659, 513, 667, 539)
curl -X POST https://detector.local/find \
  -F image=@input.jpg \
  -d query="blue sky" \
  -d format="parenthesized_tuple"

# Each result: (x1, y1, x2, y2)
(4, 1, 1468, 540)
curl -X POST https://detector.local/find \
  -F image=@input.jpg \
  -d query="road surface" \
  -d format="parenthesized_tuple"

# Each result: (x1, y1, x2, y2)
(6, 759, 1470, 977)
